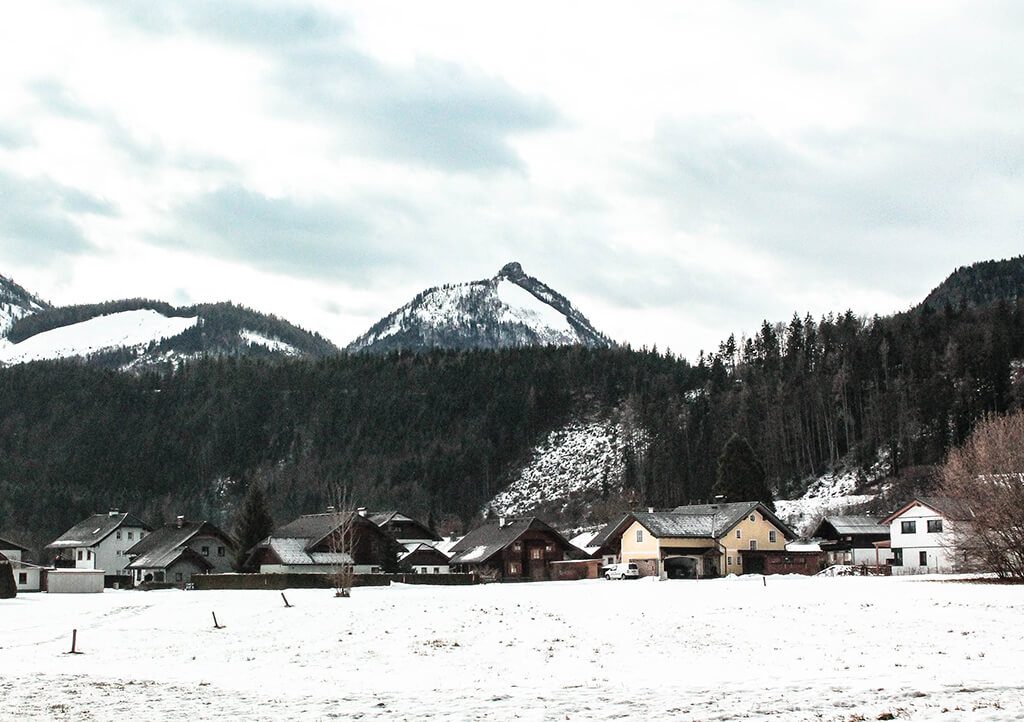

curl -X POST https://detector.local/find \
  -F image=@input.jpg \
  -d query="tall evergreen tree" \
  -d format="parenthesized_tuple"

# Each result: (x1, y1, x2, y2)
(714, 433, 774, 510)
(232, 481, 275, 572)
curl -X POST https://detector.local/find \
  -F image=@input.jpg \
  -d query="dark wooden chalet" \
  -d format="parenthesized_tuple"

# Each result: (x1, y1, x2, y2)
(245, 510, 395, 574)
(447, 517, 577, 581)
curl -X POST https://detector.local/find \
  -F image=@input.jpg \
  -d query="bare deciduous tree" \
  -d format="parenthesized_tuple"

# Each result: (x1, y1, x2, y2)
(940, 410, 1024, 579)
(326, 483, 356, 597)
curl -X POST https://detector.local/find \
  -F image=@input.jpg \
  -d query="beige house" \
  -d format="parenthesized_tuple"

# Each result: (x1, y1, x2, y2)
(616, 502, 796, 578)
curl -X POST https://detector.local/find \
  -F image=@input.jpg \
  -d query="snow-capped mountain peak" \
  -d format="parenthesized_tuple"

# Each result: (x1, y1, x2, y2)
(347, 262, 612, 353)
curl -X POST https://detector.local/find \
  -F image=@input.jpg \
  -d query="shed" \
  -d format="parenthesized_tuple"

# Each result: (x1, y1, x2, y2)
(45, 568, 105, 594)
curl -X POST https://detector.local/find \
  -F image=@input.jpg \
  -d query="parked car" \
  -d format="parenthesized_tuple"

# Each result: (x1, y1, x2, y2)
(603, 562, 639, 580)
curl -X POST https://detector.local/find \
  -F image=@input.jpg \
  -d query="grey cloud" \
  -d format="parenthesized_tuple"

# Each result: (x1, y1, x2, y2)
(639, 119, 1024, 296)
(99, 1, 558, 172)
(154, 184, 404, 283)
(0, 123, 34, 149)
(0, 170, 109, 265)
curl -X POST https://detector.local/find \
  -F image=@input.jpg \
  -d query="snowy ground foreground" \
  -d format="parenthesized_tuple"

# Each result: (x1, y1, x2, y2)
(2, 577, 1022, 721)
(0, 309, 197, 364)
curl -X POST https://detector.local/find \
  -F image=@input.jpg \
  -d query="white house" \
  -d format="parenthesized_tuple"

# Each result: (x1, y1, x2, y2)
(883, 497, 974, 575)
(1, 537, 46, 592)
(46, 511, 152, 585)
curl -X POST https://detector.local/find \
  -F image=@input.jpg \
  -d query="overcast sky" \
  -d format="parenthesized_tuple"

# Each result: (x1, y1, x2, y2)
(2, 2, 1022, 357)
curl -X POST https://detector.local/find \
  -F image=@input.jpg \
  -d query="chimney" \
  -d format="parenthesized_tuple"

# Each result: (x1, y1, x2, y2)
(176, 515, 184, 528)
(648, 507, 654, 513)
(109, 509, 120, 517)
(498, 516, 506, 527)
(357, 507, 368, 517)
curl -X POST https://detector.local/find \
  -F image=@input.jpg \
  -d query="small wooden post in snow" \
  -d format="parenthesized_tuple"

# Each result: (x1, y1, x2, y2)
(66, 628, 84, 654)
(212, 611, 225, 629)
(281, 592, 293, 608)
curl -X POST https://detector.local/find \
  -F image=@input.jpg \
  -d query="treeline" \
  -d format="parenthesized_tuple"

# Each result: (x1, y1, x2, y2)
(2, 298, 1023, 554)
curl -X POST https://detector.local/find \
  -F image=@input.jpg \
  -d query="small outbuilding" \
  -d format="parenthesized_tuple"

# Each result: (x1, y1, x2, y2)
(45, 568, 105, 594)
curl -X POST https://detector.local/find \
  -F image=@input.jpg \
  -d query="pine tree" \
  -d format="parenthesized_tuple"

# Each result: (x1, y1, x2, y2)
(232, 481, 275, 572)
(714, 433, 774, 510)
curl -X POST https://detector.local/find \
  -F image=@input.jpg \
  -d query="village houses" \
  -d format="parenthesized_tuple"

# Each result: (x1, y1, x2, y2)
(883, 497, 975, 574)
(46, 511, 152, 586)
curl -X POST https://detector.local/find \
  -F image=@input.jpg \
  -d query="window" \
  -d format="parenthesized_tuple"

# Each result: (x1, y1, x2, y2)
(117, 531, 122, 540)
(175, 572, 183, 582)
(892, 549, 903, 566)
(636, 529, 643, 543)
(201, 546, 210, 556)
(530, 547, 543, 560)
(749, 514, 756, 522)
(545, 544, 554, 553)
(736, 556, 742, 565)
(217, 546, 225, 557)
(77, 550, 83, 561)
(87, 550, 92, 560)
(128, 532, 133, 540)
(371, 566, 381, 574)
(508, 562, 520, 575)
(919, 551, 928, 567)
(433, 567, 440, 574)
(769, 530, 777, 543)
(901, 520, 916, 534)
(736, 530, 741, 539)
(18, 573, 27, 584)
(512, 542, 522, 552)
(927, 519, 943, 533)
(749, 540, 757, 551)
(727, 556, 733, 566)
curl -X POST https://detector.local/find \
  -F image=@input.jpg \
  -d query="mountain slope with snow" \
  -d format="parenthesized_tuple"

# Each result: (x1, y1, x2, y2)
(0, 274, 50, 336)
(0, 275, 340, 370)
(347, 262, 612, 353)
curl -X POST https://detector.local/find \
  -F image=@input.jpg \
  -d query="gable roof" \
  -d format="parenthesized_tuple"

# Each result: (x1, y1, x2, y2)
(399, 542, 451, 563)
(813, 516, 889, 537)
(368, 510, 441, 541)
(883, 497, 975, 525)
(252, 537, 354, 567)
(0, 536, 30, 553)
(272, 511, 385, 551)
(46, 512, 152, 549)
(448, 517, 573, 566)
(124, 519, 232, 570)
(630, 501, 797, 541)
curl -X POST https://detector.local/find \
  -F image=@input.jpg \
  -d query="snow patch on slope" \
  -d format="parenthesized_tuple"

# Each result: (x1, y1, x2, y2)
(0, 310, 198, 365)
(487, 418, 645, 516)
(239, 329, 299, 355)
(495, 279, 575, 340)
(775, 456, 890, 536)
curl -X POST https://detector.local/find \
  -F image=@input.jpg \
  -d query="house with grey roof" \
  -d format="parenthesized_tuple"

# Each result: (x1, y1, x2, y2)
(45, 511, 152, 585)
(812, 515, 893, 567)
(125, 516, 234, 586)
(883, 497, 976, 575)
(448, 517, 577, 581)
(245, 509, 394, 575)
(616, 501, 797, 578)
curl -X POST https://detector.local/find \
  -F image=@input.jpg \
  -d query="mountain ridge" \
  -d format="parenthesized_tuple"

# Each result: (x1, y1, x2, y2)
(346, 262, 613, 353)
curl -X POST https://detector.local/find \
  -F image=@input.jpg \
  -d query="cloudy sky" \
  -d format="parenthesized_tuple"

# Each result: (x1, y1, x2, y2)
(1, 2, 1022, 357)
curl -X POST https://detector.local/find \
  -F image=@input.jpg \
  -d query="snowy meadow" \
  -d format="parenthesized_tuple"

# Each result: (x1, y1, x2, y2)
(1, 576, 1021, 721)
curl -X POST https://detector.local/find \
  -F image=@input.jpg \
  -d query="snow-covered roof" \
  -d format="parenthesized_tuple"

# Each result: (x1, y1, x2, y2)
(816, 516, 889, 536)
(448, 518, 575, 566)
(124, 519, 230, 570)
(46, 513, 152, 549)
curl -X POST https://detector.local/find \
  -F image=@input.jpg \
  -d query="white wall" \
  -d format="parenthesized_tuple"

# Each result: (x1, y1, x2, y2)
(889, 504, 960, 574)
(186, 535, 234, 574)
(47, 570, 105, 593)
(13, 565, 42, 592)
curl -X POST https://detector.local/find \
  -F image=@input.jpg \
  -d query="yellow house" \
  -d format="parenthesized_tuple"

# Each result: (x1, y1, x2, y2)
(616, 502, 795, 578)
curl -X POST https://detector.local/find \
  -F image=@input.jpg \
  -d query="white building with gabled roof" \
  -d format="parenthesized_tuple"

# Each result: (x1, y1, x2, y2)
(883, 497, 975, 575)
(45, 511, 152, 584)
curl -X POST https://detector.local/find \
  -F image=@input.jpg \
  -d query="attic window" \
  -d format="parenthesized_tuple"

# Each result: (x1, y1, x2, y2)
(736, 530, 741, 539)
(636, 530, 643, 543)
(128, 532, 134, 540)
(749, 514, 756, 522)
(769, 530, 777, 543)
(117, 531, 122, 540)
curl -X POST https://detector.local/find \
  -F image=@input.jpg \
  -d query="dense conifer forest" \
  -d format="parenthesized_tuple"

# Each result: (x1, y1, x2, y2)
(3, 285, 1024, 553)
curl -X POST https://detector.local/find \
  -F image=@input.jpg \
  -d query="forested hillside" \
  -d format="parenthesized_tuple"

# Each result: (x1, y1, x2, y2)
(2, 293, 1023, 554)
(921, 255, 1024, 311)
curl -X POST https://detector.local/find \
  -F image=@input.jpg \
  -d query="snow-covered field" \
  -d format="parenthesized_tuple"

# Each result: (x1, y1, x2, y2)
(2, 576, 1022, 721)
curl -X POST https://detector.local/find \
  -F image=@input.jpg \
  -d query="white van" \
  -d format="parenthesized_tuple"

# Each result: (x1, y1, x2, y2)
(603, 562, 640, 580)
